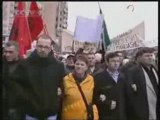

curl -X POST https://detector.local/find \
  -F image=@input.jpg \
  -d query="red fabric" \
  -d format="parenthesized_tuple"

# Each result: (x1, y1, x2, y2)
(28, 2, 44, 41)
(9, 2, 32, 58)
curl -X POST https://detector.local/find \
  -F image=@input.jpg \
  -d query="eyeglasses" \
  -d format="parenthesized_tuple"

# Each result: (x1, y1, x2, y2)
(37, 45, 51, 50)
(4, 50, 14, 54)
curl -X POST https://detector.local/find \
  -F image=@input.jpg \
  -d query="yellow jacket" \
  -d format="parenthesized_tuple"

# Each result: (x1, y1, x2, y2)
(61, 73, 98, 120)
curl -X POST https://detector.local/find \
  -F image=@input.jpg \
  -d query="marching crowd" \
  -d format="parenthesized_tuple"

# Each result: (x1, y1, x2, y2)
(2, 34, 159, 120)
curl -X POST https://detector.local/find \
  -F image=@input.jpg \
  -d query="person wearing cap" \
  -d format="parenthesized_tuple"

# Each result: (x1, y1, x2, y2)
(64, 54, 75, 74)
(126, 47, 158, 120)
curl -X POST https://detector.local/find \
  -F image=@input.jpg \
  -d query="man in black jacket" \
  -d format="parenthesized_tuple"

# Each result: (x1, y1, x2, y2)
(126, 47, 158, 120)
(93, 52, 127, 120)
(8, 34, 66, 120)
(2, 41, 21, 120)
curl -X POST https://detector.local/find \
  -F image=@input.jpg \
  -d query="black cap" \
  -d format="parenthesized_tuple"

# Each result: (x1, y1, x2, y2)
(67, 54, 74, 59)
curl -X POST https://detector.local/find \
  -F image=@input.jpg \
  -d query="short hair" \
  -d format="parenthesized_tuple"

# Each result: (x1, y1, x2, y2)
(155, 52, 158, 58)
(37, 34, 53, 45)
(75, 48, 84, 55)
(115, 51, 124, 56)
(67, 54, 74, 59)
(4, 41, 19, 51)
(105, 52, 119, 62)
(74, 54, 89, 66)
(86, 52, 95, 56)
(135, 47, 154, 58)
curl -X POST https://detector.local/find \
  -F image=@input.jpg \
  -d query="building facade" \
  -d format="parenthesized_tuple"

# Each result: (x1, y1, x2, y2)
(2, 1, 68, 52)
(2, 2, 15, 43)
(61, 29, 73, 53)
(56, 2, 68, 37)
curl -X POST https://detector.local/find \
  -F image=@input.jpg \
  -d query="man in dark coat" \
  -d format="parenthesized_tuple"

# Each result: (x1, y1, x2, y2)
(126, 47, 158, 120)
(93, 52, 127, 120)
(2, 41, 22, 120)
(86, 52, 104, 76)
(8, 34, 66, 120)
(120, 57, 138, 80)
(157, 82, 160, 120)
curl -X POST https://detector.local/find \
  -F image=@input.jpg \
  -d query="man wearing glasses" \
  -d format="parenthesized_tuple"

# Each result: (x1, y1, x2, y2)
(8, 34, 66, 120)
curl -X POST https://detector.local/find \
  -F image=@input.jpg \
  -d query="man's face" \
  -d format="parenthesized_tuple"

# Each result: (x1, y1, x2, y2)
(87, 54, 96, 67)
(106, 57, 120, 71)
(117, 53, 124, 63)
(66, 57, 74, 67)
(3, 46, 19, 61)
(139, 53, 154, 66)
(36, 38, 52, 58)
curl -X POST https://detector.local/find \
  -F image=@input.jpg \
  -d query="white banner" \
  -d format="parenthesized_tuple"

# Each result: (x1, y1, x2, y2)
(144, 38, 158, 47)
(107, 21, 145, 52)
(74, 15, 103, 42)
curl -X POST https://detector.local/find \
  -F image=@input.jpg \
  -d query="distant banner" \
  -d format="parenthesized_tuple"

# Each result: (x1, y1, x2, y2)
(107, 21, 145, 52)
(144, 38, 158, 47)
(73, 40, 99, 53)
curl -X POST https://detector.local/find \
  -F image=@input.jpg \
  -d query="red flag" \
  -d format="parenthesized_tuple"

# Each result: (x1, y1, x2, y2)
(28, 2, 44, 41)
(9, 2, 32, 58)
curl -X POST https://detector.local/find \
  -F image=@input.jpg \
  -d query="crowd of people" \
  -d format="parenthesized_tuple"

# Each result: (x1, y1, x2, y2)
(2, 34, 159, 120)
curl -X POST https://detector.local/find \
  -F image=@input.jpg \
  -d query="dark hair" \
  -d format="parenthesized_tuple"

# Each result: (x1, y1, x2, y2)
(86, 52, 95, 56)
(4, 41, 19, 51)
(58, 56, 65, 61)
(37, 34, 53, 45)
(115, 51, 124, 56)
(105, 52, 119, 62)
(74, 54, 89, 66)
(67, 54, 74, 59)
(75, 48, 84, 55)
(135, 47, 154, 58)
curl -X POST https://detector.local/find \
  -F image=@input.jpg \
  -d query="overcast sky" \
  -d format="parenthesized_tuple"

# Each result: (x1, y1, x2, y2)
(67, 2, 158, 41)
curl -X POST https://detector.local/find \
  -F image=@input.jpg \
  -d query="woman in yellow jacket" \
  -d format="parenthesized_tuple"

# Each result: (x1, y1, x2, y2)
(61, 54, 99, 120)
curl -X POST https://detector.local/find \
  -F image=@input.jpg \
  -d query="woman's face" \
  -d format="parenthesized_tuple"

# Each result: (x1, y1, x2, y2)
(74, 59, 88, 75)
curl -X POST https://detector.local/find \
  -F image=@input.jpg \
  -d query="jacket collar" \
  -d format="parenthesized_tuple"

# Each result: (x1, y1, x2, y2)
(28, 50, 56, 66)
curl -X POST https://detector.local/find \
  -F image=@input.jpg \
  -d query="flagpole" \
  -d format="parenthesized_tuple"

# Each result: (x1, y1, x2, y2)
(97, 2, 107, 52)
(102, 30, 107, 51)
(41, 3, 47, 35)
(98, 2, 101, 11)
(71, 39, 74, 53)
(98, 2, 103, 52)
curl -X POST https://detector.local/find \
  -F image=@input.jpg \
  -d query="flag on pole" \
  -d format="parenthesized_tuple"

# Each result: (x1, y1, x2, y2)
(28, 2, 44, 41)
(9, 2, 32, 58)
(74, 16, 103, 43)
(100, 8, 111, 49)
(98, 7, 111, 62)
